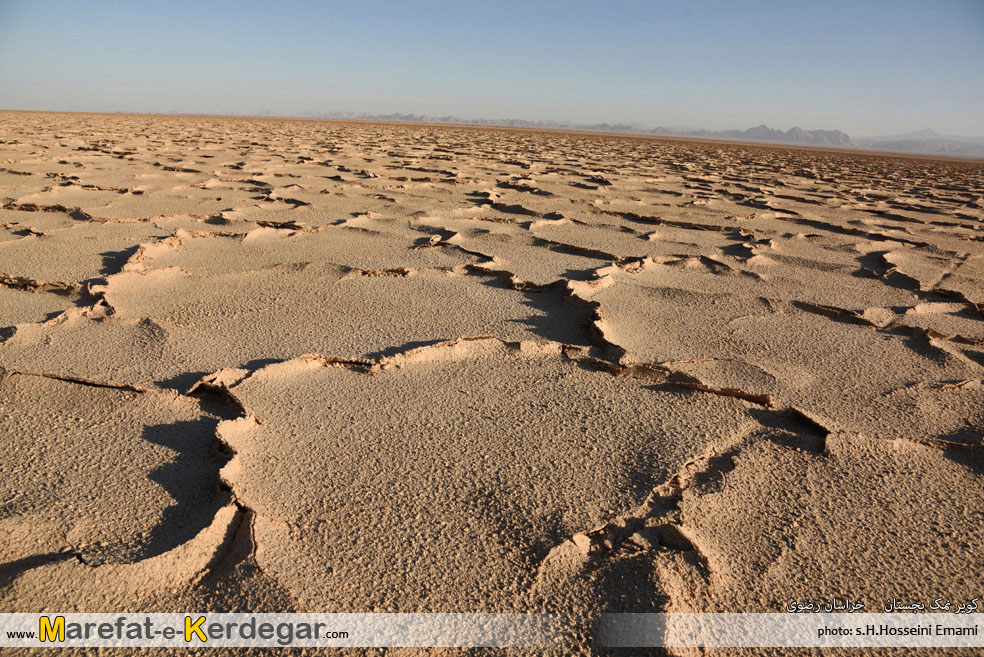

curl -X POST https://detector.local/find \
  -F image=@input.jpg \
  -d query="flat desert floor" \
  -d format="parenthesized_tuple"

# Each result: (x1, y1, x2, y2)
(1, 112, 983, 652)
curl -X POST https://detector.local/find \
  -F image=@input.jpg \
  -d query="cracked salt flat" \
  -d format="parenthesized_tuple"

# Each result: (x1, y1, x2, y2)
(1, 111, 983, 654)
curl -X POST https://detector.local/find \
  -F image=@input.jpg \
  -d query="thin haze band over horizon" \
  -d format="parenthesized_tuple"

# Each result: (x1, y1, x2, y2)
(0, 0, 982, 137)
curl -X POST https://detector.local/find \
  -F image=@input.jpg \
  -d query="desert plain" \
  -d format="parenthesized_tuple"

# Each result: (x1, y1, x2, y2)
(1, 111, 983, 653)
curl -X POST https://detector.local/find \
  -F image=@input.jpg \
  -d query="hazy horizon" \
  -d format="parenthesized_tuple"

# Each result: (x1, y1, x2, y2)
(1, 0, 982, 137)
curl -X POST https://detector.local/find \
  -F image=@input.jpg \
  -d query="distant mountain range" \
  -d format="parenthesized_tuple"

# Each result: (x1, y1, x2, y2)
(653, 124, 852, 146)
(293, 111, 984, 158)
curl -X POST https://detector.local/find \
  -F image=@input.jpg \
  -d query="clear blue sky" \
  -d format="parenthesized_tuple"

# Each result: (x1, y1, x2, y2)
(1, 0, 982, 136)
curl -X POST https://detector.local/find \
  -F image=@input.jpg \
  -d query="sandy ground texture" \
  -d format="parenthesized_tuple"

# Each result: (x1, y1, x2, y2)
(1, 111, 983, 655)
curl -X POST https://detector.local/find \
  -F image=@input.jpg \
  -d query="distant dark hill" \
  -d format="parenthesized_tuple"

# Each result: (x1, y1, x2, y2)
(709, 124, 852, 146)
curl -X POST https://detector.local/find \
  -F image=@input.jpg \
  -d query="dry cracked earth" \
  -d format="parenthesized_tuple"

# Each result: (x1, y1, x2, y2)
(1, 111, 984, 655)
